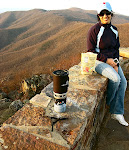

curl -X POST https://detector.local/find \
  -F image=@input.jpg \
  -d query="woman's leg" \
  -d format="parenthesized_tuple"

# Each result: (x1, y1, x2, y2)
(95, 61, 127, 114)
(107, 66, 127, 114)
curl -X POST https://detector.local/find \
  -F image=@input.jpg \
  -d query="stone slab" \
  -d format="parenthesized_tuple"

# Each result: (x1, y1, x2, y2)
(120, 48, 129, 58)
(30, 93, 51, 108)
(69, 64, 108, 91)
(0, 125, 69, 150)
(0, 87, 103, 149)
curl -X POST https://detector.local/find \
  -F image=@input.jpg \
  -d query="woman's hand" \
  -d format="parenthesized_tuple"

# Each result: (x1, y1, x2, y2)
(114, 65, 118, 73)
(106, 58, 118, 73)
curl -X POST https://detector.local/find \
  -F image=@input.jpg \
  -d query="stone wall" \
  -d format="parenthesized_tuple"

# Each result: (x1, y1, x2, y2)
(0, 59, 128, 150)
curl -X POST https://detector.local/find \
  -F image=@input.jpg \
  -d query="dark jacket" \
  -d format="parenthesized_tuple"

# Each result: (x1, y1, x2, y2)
(87, 21, 120, 62)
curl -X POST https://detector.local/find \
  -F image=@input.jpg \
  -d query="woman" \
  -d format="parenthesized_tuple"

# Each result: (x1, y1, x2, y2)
(87, 2, 128, 126)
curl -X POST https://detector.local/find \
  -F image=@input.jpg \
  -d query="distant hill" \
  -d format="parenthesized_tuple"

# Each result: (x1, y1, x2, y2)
(0, 8, 129, 91)
(50, 8, 129, 24)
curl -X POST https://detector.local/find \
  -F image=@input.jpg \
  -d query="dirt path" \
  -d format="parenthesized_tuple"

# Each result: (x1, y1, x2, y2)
(92, 82, 129, 150)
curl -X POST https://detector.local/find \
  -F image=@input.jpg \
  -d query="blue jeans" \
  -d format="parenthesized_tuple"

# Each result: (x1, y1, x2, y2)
(95, 60, 127, 114)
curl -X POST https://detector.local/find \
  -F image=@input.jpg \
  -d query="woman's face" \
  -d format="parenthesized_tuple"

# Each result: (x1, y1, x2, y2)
(98, 10, 112, 24)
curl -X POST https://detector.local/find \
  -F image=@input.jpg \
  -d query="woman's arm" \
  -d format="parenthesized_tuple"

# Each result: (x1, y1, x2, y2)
(87, 26, 108, 62)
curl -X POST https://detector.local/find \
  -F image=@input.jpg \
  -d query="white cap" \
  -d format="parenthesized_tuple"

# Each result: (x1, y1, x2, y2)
(97, 2, 112, 14)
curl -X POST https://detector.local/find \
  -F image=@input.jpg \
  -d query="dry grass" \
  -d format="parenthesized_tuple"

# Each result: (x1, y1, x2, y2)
(0, 68, 32, 93)
(116, 24, 129, 47)
(0, 9, 129, 92)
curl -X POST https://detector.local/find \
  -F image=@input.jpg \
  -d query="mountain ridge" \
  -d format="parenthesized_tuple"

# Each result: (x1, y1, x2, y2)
(0, 8, 129, 91)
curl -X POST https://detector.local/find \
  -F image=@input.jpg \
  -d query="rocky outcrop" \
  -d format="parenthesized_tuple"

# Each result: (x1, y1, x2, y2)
(21, 74, 52, 99)
(0, 74, 52, 127)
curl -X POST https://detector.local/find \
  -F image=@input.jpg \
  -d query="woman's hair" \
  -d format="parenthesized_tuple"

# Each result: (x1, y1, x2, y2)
(97, 13, 114, 21)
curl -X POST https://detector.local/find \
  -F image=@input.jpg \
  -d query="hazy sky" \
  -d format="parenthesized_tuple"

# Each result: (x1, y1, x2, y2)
(0, 0, 129, 16)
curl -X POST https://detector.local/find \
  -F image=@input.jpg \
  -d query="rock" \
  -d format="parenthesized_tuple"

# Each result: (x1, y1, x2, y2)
(21, 74, 52, 99)
(9, 100, 23, 111)
(0, 92, 7, 99)
(0, 101, 12, 110)
(0, 98, 11, 103)
(4, 98, 13, 102)
(23, 99, 30, 104)
(8, 90, 19, 100)
(0, 108, 16, 125)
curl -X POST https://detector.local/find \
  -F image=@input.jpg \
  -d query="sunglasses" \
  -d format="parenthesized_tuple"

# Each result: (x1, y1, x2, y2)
(98, 12, 111, 16)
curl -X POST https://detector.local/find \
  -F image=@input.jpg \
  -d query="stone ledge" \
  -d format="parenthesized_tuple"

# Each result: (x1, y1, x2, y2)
(0, 63, 108, 150)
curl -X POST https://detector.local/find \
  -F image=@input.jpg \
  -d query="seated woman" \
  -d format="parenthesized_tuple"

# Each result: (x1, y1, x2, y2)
(87, 2, 128, 126)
